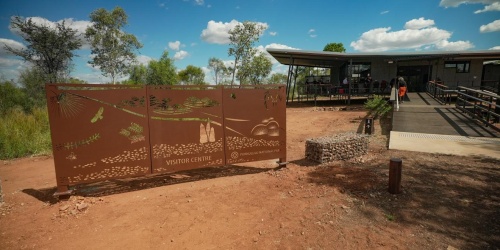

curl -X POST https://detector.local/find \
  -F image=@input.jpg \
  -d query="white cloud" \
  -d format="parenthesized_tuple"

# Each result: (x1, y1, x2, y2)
(265, 43, 300, 51)
(195, 0, 204, 5)
(405, 17, 435, 30)
(269, 31, 277, 36)
(168, 41, 181, 51)
(475, 2, 500, 13)
(308, 29, 317, 38)
(0, 57, 22, 67)
(350, 18, 474, 52)
(0, 38, 26, 55)
(440, 0, 500, 14)
(201, 20, 240, 44)
(439, 0, 498, 8)
(480, 19, 500, 32)
(255, 43, 300, 64)
(174, 50, 189, 60)
(489, 46, 500, 50)
(435, 40, 474, 50)
(380, 10, 390, 15)
(135, 54, 153, 65)
(200, 19, 268, 44)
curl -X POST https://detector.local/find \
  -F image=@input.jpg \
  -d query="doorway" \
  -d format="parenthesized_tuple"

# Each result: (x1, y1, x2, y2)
(397, 65, 432, 92)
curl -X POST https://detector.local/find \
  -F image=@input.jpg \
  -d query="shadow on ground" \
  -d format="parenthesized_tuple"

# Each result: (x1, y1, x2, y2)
(305, 155, 500, 249)
(23, 164, 277, 204)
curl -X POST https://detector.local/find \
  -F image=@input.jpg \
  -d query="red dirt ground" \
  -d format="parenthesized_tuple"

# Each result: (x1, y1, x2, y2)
(1, 104, 499, 250)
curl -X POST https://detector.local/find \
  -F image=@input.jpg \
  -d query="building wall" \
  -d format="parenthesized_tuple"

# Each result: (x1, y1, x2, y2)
(370, 58, 397, 82)
(483, 64, 500, 82)
(433, 59, 483, 88)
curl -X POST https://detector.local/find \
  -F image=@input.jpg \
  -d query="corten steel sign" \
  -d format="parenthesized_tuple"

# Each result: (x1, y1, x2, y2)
(45, 84, 286, 196)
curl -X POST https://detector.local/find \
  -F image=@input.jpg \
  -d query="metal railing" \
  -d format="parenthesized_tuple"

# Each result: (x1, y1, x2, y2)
(456, 86, 500, 128)
(426, 81, 453, 104)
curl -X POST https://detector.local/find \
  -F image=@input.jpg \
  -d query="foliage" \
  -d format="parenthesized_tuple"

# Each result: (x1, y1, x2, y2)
(178, 65, 205, 85)
(67, 77, 88, 84)
(126, 64, 147, 85)
(207, 57, 229, 85)
(267, 73, 288, 85)
(85, 6, 143, 84)
(5, 16, 82, 83)
(146, 51, 178, 85)
(323, 42, 346, 53)
(0, 106, 51, 159)
(0, 80, 30, 115)
(364, 95, 392, 118)
(238, 53, 272, 85)
(228, 21, 266, 85)
(18, 67, 46, 108)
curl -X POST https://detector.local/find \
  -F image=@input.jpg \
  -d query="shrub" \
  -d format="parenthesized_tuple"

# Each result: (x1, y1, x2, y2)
(0, 106, 52, 159)
(364, 95, 392, 118)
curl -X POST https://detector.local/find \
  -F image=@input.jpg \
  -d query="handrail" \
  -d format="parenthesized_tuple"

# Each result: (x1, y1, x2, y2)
(426, 81, 452, 104)
(455, 86, 500, 128)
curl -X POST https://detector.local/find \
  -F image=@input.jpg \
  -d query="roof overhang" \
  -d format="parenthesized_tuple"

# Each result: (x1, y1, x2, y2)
(267, 48, 500, 68)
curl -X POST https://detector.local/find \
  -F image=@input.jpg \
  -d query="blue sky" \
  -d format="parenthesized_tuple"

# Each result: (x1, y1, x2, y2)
(0, 0, 499, 84)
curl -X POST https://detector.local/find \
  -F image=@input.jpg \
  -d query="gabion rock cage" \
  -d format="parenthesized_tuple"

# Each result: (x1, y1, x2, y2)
(305, 132, 369, 163)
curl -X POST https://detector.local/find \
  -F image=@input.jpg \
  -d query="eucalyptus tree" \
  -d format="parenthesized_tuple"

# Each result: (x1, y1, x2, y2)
(5, 16, 82, 83)
(238, 53, 272, 85)
(178, 65, 205, 85)
(146, 51, 178, 85)
(228, 21, 266, 86)
(126, 64, 147, 85)
(267, 73, 288, 85)
(207, 57, 228, 85)
(85, 7, 142, 84)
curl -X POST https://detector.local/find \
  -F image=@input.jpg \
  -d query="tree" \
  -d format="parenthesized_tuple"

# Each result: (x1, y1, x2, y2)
(228, 21, 266, 85)
(323, 42, 346, 53)
(146, 51, 178, 85)
(267, 73, 288, 85)
(67, 77, 88, 84)
(5, 16, 82, 83)
(85, 7, 142, 84)
(126, 64, 147, 85)
(207, 57, 228, 85)
(178, 65, 205, 85)
(238, 54, 272, 85)
(18, 68, 46, 108)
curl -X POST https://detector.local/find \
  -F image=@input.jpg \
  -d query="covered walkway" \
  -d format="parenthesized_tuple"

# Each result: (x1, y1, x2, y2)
(389, 92, 500, 159)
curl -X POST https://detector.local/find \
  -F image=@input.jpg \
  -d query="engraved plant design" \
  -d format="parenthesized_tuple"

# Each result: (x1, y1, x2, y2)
(119, 122, 145, 144)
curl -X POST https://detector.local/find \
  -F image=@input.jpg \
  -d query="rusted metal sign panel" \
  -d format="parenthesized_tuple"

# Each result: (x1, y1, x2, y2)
(222, 85, 286, 164)
(147, 85, 225, 173)
(46, 84, 286, 195)
(46, 84, 151, 190)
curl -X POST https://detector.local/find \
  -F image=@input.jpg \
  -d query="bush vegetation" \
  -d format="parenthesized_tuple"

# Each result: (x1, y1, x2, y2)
(0, 106, 52, 159)
(364, 95, 392, 119)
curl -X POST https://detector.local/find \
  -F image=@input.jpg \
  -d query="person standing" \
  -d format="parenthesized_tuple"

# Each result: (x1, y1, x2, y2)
(398, 77, 407, 103)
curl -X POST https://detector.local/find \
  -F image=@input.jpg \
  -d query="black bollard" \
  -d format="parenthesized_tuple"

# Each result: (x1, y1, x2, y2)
(388, 158, 402, 194)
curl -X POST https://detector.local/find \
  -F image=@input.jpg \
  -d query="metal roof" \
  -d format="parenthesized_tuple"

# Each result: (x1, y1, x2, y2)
(266, 48, 500, 68)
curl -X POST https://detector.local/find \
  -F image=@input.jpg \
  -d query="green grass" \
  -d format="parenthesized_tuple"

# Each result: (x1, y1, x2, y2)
(0, 106, 52, 159)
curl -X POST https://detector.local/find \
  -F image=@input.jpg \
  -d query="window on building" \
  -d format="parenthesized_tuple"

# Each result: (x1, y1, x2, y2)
(444, 61, 470, 73)
(345, 62, 371, 83)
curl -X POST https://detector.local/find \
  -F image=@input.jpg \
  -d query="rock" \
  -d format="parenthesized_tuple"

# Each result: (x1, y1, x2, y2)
(335, 174, 346, 179)
(76, 203, 88, 211)
(59, 205, 70, 211)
